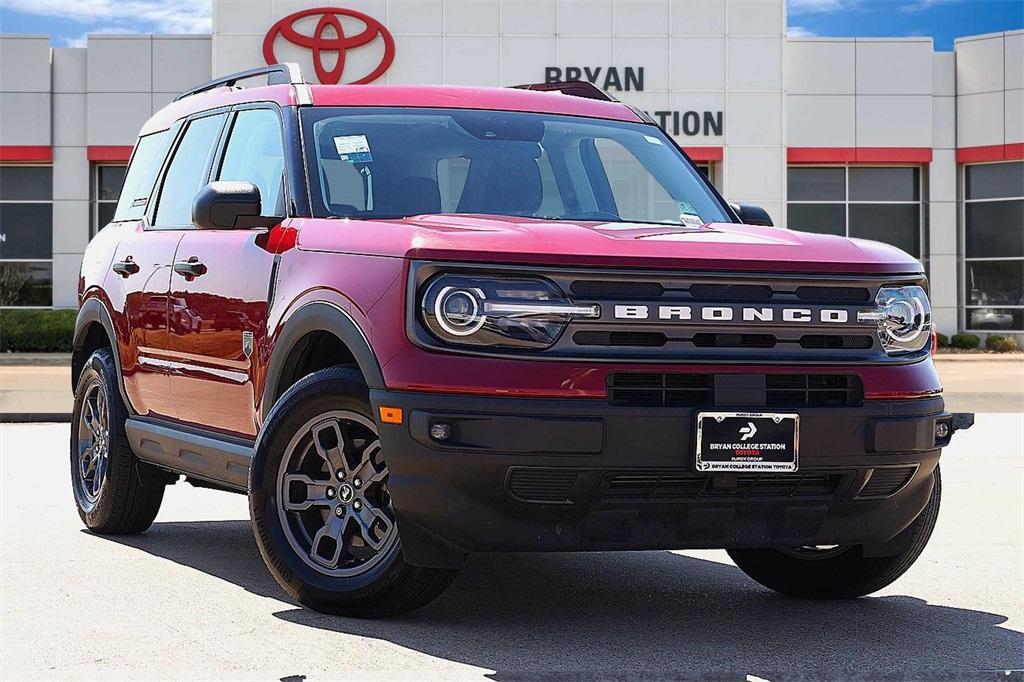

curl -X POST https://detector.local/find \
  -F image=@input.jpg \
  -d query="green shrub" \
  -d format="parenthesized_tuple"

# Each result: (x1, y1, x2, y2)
(950, 333, 981, 350)
(936, 332, 950, 347)
(985, 334, 1018, 352)
(0, 309, 77, 352)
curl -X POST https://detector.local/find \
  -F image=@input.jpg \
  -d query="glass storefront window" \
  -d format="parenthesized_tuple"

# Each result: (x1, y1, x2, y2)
(0, 166, 52, 307)
(964, 161, 1024, 331)
(92, 164, 126, 236)
(786, 166, 925, 259)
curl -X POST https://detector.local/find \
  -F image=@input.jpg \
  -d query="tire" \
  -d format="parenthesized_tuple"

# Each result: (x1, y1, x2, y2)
(70, 348, 166, 533)
(728, 467, 941, 599)
(249, 366, 458, 617)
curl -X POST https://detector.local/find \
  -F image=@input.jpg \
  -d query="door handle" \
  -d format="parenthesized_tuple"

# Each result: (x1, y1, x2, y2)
(112, 258, 140, 277)
(173, 256, 206, 279)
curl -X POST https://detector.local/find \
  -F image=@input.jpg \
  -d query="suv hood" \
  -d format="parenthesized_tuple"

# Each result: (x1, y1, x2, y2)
(296, 213, 922, 275)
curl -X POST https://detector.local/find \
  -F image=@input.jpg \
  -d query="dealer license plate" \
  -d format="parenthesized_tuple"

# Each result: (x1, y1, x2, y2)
(695, 412, 799, 472)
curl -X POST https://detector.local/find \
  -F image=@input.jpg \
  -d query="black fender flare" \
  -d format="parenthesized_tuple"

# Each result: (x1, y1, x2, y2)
(261, 301, 386, 422)
(72, 298, 133, 412)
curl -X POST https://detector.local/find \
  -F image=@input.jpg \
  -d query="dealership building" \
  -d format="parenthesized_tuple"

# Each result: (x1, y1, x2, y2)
(0, 0, 1021, 338)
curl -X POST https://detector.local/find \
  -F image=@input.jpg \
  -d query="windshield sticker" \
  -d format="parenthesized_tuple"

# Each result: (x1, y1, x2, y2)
(333, 135, 373, 163)
(677, 202, 704, 227)
(643, 135, 663, 145)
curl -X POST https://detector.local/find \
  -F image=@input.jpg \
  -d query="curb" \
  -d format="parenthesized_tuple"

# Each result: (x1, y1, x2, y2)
(0, 413, 72, 423)
(0, 354, 72, 367)
(934, 354, 1024, 362)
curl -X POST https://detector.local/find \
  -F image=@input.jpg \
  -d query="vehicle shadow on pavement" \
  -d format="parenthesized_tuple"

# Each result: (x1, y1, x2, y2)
(103, 520, 1023, 676)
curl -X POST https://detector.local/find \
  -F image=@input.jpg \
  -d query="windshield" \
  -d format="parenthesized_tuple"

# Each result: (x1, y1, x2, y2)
(301, 107, 732, 226)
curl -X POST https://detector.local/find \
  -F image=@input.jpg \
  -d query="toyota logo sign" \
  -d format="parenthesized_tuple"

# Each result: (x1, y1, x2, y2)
(263, 7, 395, 85)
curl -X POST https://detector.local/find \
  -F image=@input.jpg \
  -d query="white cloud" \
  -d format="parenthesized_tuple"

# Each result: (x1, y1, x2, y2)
(787, 25, 820, 37)
(0, 0, 211, 34)
(788, 0, 861, 15)
(899, 0, 963, 11)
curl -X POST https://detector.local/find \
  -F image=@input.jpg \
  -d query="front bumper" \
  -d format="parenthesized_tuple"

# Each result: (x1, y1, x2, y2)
(371, 390, 952, 568)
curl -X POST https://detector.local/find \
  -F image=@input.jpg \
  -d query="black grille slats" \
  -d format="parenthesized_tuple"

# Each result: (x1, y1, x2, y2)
(507, 468, 580, 503)
(687, 283, 773, 300)
(608, 372, 863, 408)
(765, 373, 864, 407)
(858, 467, 917, 498)
(600, 470, 844, 502)
(607, 372, 713, 407)
(795, 285, 872, 303)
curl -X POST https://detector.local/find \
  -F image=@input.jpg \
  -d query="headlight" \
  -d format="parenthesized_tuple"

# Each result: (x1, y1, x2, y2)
(420, 274, 600, 349)
(857, 285, 932, 355)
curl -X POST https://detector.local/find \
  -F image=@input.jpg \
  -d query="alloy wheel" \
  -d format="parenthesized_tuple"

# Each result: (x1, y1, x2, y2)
(276, 410, 398, 577)
(75, 380, 110, 509)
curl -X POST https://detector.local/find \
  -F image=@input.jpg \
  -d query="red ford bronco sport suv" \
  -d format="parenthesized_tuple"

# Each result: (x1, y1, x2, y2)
(71, 64, 971, 617)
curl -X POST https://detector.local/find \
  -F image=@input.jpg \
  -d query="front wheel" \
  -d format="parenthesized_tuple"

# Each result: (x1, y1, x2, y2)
(728, 467, 941, 598)
(249, 366, 457, 617)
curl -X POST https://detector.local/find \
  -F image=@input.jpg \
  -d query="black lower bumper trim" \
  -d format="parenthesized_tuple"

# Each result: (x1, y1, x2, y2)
(370, 390, 946, 568)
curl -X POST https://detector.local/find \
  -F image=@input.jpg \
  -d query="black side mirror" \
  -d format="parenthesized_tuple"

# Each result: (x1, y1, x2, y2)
(192, 181, 282, 230)
(730, 203, 774, 227)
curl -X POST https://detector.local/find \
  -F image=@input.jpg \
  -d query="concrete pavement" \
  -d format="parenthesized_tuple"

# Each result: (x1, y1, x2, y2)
(1, 353, 1022, 417)
(1, 417, 1022, 679)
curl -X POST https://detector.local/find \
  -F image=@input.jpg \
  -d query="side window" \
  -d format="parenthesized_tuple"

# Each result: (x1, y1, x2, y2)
(592, 138, 679, 223)
(112, 130, 173, 222)
(217, 109, 286, 216)
(153, 114, 225, 227)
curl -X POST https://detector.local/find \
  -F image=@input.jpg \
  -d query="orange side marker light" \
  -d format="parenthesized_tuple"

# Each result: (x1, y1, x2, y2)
(379, 406, 403, 425)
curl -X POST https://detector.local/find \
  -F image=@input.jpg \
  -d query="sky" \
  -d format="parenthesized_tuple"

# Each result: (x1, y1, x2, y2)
(0, 0, 1020, 50)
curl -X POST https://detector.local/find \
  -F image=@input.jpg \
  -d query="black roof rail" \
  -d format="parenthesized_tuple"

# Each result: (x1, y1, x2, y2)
(510, 80, 617, 102)
(174, 63, 305, 102)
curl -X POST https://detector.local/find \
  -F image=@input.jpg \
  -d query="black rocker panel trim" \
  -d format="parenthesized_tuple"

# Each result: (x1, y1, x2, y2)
(126, 417, 254, 491)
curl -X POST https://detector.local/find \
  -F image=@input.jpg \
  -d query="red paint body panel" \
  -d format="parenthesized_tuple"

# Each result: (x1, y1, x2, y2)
(307, 84, 644, 122)
(78, 83, 941, 442)
(295, 214, 922, 275)
(0, 145, 52, 162)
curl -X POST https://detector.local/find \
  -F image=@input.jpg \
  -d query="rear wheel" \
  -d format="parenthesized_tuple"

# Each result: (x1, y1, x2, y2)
(70, 348, 165, 533)
(249, 366, 457, 617)
(728, 467, 941, 598)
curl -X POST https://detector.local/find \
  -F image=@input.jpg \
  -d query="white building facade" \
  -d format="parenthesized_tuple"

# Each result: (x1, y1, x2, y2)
(0, 0, 1021, 339)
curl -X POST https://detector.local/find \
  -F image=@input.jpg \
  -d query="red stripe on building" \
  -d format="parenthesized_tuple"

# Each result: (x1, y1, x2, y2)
(683, 146, 724, 162)
(855, 147, 932, 163)
(787, 147, 932, 164)
(0, 146, 52, 162)
(957, 143, 1024, 164)
(87, 146, 135, 162)
(787, 147, 856, 163)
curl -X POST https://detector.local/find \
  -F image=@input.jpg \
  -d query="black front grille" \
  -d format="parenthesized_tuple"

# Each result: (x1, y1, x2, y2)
(799, 334, 874, 350)
(688, 283, 773, 300)
(507, 468, 579, 503)
(608, 372, 713, 407)
(569, 280, 665, 298)
(601, 470, 844, 502)
(607, 372, 863, 407)
(796, 285, 872, 303)
(858, 467, 916, 498)
(765, 374, 864, 407)
(692, 333, 777, 348)
(574, 331, 668, 347)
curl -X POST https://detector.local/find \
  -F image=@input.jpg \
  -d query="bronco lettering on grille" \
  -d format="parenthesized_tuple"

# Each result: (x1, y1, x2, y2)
(612, 305, 851, 323)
